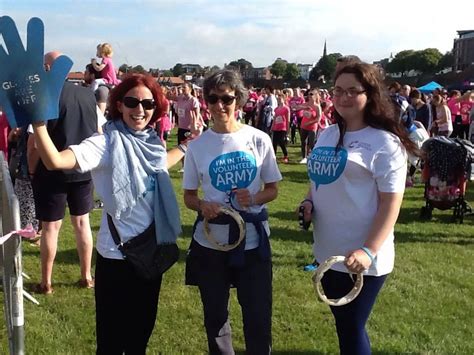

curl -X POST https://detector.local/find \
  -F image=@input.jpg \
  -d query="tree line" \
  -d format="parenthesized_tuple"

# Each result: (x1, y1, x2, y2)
(118, 48, 454, 80)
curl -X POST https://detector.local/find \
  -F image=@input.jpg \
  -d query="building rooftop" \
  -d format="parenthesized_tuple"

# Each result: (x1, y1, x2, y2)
(457, 30, 474, 37)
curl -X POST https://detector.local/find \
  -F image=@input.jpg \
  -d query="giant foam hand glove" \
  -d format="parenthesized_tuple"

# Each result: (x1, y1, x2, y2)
(0, 16, 73, 128)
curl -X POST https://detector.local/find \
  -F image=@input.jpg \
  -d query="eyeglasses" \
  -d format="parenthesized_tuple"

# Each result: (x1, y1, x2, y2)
(122, 97, 156, 110)
(332, 88, 366, 98)
(207, 94, 236, 105)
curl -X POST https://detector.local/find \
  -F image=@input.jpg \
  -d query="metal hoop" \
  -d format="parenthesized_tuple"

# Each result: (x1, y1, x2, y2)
(312, 256, 364, 306)
(203, 207, 246, 251)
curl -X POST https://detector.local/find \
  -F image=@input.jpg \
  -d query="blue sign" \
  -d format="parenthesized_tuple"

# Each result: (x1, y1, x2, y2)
(0, 16, 73, 128)
(209, 151, 257, 192)
(307, 146, 347, 189)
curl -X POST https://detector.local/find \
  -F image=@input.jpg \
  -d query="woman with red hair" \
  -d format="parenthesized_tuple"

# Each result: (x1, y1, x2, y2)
(32, 73, 187, 354)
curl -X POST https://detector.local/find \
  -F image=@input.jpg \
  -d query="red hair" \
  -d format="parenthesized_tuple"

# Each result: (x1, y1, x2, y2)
(108, 74, 166, 125)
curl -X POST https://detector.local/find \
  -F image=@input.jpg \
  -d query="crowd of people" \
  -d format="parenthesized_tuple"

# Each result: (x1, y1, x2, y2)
(1, 41, 474, 355)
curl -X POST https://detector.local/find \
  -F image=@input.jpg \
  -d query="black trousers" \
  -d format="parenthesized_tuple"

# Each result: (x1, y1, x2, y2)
(272, 130, 288, 157)
(190, 242, 272, 355)
(95, 253, 162, 355)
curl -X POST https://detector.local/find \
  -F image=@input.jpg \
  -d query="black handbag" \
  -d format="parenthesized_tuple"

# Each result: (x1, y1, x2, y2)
(106, 214, 179, 281)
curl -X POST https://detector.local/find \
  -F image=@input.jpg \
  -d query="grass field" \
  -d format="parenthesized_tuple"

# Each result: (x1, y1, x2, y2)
(1, 141, 473, 354)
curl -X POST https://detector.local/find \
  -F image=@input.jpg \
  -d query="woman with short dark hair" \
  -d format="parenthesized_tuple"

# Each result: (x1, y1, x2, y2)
(183, 69, 281, 354)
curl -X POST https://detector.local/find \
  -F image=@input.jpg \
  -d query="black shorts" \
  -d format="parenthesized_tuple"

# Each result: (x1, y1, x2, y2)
(32, 177, 93, 222)
(177, 128, 190, 145)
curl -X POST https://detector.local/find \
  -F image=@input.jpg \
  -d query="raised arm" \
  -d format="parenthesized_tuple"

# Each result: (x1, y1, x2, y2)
(32, 122, 78, 170)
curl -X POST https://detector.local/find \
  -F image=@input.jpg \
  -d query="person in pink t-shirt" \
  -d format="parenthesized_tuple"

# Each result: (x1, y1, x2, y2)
(289, 88, 305, 144)
(448, 90, 462, 138)
(295, 89, 321, 163)
(91, 43, 121, 87)
(174, 83, 201, 142)
(272, 94, 290, 163)
(458, 91, 473, 139)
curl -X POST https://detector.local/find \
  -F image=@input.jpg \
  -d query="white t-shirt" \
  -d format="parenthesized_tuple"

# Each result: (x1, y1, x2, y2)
(69, 134, 155, 260)
(183, 125, 282, 250)
(308, 125, 407, 276)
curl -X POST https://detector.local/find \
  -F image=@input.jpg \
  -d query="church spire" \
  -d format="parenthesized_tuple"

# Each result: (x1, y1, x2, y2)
(323, 40, 327, 57)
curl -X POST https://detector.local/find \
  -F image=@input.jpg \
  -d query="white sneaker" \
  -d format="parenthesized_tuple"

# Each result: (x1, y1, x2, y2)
(178, 168, 184, 173)
(299, 158, 307, 164)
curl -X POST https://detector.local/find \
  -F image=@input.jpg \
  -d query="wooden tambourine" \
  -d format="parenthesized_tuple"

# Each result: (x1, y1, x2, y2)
(312, 256, 364, 306)
(203, 207, 246, 251)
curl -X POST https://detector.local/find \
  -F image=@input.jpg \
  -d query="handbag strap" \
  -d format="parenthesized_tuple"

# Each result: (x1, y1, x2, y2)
(106, 214, 123, 248)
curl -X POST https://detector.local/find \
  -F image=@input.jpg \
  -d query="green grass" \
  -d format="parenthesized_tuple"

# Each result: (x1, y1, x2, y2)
(1, 141, 474, 354)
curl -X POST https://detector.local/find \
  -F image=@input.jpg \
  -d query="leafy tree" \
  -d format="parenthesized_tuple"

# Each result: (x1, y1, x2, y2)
(386, 50, 416, 75)
(162, 69, 173, 77)
(227, 58, 253, 72)
(119, 64, 132, 74)
(172, 63, 184, 77)
(412, 48, 442, 74)
(270, 58, 288, 78)
(284, 63, 300, 80)
(437, 51, 454, 71)
(132, 65, 145, 73)
(310, 52, 342, 80)
(211, 65, 220, 71)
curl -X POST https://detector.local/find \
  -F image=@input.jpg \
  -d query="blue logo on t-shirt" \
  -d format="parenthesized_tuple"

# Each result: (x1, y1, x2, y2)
(307, 146, 347, 188)
(209, 151, 257, 191)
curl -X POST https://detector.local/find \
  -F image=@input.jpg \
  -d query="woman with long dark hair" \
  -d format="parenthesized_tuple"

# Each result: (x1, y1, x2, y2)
(299, 62, 418, 354)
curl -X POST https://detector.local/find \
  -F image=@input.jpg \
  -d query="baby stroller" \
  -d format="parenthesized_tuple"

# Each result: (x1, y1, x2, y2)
(419, 137, 473, 223)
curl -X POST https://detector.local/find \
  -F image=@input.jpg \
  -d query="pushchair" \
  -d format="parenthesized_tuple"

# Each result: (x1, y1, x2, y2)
(419, 137, 473, 223)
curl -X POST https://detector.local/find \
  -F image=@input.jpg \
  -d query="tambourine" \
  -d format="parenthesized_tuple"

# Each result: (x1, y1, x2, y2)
(203, 206, 246, 251)
(312, 256, 364, 306)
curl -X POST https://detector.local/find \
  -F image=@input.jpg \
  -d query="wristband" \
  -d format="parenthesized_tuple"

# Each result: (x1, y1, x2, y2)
(360, 247, 375, 263)
(250, 194, 256, 206)
(177, 144, 187, 154)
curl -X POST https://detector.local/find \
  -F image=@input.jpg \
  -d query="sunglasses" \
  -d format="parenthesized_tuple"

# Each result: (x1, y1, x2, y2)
(122, 96, 156, 110)
(207, 94, 236, 105)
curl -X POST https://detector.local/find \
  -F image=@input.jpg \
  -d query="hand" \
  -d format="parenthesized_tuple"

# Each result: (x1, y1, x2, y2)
(0, 16, 73, 128)
(296, 200, 313, 223)
(344, 249, 373, 273)
(200, 200, 223, 220)
(233, 188, 253, 208)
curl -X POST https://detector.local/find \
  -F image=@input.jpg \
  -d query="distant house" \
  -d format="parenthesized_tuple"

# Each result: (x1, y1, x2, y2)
(182, 64, 203, 74)
(158, 76, 185, 86)
(453, 30, 474, 71)
(242, 67, 271, 80)
(297, 63, 315, 80)
(67, 72, 84, 83)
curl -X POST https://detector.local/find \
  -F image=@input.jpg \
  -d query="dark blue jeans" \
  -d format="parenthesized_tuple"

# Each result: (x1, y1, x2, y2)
(189, 242, 272, 355)
(321, 269, 387, 355)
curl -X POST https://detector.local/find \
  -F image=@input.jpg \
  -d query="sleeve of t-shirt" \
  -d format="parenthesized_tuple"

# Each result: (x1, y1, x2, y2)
(192, 97, 200, 110)
(259, 133, 282, 183)
(182, 147, 200, 190)
(68, 134, 108, 173)
(372, 135, 407, 193)
(96, 106, 107, 129)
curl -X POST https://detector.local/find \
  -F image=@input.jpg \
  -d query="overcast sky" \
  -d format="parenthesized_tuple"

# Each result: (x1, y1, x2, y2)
(1, 0, 473, 72)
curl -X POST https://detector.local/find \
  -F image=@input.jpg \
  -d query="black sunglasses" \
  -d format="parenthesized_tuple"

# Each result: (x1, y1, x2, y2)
(207, 94, 236, 105)
(122, 96, 156, 110)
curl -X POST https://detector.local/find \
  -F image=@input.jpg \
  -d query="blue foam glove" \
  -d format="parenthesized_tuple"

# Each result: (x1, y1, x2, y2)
(0, 16, 73, 128)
